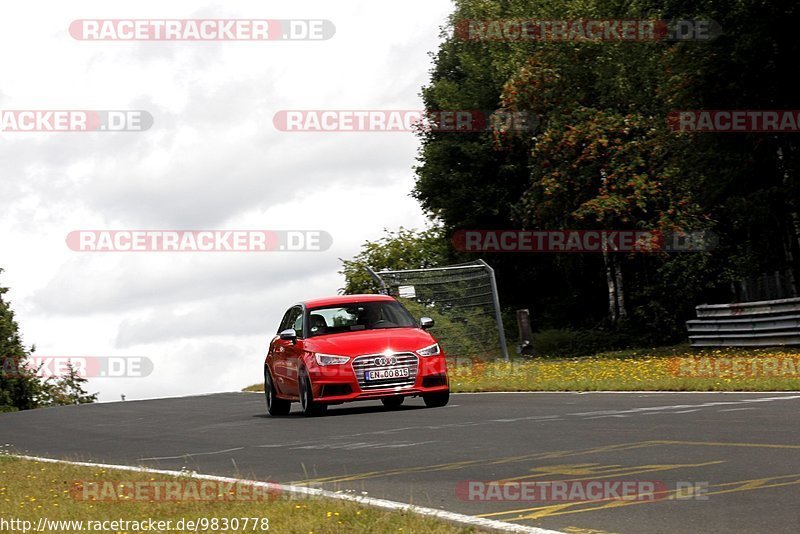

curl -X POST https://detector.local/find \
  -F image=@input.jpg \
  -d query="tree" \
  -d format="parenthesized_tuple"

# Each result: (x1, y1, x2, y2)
(0, 270, 97, 411)
(46, 361, 98, 406)
(413, 0, 800, 342)
(339, 229, 504, 359)
(340, 227, 451, 294)
(1, 269, 44, 412)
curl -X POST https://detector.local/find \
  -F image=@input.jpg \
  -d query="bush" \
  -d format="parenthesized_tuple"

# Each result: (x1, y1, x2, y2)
(401, 299, 504, 360)
(532, 328, 632, 358)
(1, 270, 97, 410)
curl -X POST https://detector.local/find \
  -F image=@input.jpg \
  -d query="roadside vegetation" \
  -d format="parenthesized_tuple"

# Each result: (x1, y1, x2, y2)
(341, 0, 800, 352)
(1, 270, 97, 412)
(246, 345, 800, 393)
(0, 456, 476, 534)
(447, 346, 800, 392)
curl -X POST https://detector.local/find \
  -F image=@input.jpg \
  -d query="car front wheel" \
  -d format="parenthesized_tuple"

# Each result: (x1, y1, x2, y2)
(299, 368, 328, 417)
(423, 390, 449, 408)
(265, 369, 291, 416)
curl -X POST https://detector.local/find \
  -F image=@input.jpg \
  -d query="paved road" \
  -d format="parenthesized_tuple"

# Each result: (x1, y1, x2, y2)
(2, 392, 800, 533)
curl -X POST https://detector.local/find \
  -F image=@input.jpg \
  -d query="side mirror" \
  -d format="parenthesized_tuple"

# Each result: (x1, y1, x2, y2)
(420, 317, 434, 330)
(279, 329, 298, 343)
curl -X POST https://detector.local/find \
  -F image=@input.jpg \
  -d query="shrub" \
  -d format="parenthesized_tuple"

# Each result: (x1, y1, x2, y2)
(532, 328, 632, 358)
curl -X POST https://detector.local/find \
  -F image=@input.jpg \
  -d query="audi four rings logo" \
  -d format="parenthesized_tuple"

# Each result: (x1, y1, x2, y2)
(374, 357, 397, 367)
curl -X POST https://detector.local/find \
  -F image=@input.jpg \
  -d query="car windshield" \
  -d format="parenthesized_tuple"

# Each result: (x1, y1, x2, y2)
(306, 301, 416, 337)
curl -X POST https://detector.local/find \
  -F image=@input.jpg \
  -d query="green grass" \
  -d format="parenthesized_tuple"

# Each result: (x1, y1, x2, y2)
(0, 456, 477, 534)
(246, 345, 800, 393)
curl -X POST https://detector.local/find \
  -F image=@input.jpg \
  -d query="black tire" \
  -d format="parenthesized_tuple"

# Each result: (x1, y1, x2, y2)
(381, 396, 405, 408)
(423, 390, 450, 408)
(299, 369, 328, 417)
(265, 369, 291, 416)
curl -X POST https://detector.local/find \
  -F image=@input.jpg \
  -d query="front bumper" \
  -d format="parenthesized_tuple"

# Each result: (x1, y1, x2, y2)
(307, 355, 448, 404)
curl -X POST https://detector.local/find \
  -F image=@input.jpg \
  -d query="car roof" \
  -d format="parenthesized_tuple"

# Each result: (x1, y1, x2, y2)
(302, 294, 396, 308)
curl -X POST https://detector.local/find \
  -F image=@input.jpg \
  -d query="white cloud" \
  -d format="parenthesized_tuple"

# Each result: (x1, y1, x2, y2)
(0, 0, 450, 401)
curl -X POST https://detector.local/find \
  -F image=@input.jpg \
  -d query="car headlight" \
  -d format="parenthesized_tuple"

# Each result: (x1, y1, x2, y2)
(416, 343, 441, 357)
(315, 353, 350, 366)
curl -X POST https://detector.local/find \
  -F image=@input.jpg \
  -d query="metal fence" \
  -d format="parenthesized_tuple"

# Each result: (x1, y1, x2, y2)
(686, 297, 800, 347)
(366, 260, 509, 361)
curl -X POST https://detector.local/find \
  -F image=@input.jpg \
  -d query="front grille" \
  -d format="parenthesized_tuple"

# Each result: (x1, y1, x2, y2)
(352, 352, 418, 390)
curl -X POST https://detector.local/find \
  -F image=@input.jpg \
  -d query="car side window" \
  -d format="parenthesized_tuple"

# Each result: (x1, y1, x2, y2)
(278, 307, 303, 333)
(292, 311, 304, 338)
(278, 306, 303, 338)
(277, 308, 294, 334)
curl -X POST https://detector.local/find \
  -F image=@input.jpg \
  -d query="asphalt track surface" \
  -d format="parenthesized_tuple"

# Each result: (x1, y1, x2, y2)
(2, 392, 800, 533)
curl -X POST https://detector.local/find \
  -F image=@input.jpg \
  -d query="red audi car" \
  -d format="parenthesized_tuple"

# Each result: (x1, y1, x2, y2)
(264, 295, 450, 416)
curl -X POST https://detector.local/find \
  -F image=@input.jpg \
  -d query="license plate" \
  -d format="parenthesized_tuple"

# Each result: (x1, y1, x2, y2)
(365, 367, 410, 381)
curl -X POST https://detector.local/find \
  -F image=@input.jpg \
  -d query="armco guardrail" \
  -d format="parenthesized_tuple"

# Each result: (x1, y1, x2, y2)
(687, 297, 800, 347)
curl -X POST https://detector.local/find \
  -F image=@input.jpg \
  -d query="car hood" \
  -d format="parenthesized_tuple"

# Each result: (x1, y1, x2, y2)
(304, 328, 436, 356)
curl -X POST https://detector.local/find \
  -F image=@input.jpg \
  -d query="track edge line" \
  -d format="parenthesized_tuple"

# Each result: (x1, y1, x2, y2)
(9, 454, 564, 534)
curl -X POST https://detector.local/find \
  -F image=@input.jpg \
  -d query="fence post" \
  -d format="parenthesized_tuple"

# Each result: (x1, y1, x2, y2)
(365, 266, 389, 295)
(516, 309, 534, 356)
(477, 259, 510, 362)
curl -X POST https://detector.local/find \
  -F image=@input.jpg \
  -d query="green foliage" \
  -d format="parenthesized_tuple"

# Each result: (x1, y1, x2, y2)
(339, 229, 504, 359)
(412, 0, 800, 342)
(45, 362, 98, 406)
(532, 328, 632, 357)
(339, 227, 451, 294)
(401, 299, 503, 360)
(0, 270, 97, 411)
(0, 270, 41, 412)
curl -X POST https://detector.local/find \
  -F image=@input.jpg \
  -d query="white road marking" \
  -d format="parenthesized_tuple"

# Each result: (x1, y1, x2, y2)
(248, 395, 800, 451)
(293, 441, 437, 451)
(491, 415, 563, 423)
(256, 441, 311, 449)
(10, 454, 564, 534)
(137, 447, 244, 461)
(568, 396, 800, 419)
(739, 395, 800, 402)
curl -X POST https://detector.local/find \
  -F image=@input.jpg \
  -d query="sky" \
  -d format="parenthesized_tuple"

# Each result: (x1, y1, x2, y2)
(0, 1, 454, 401)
